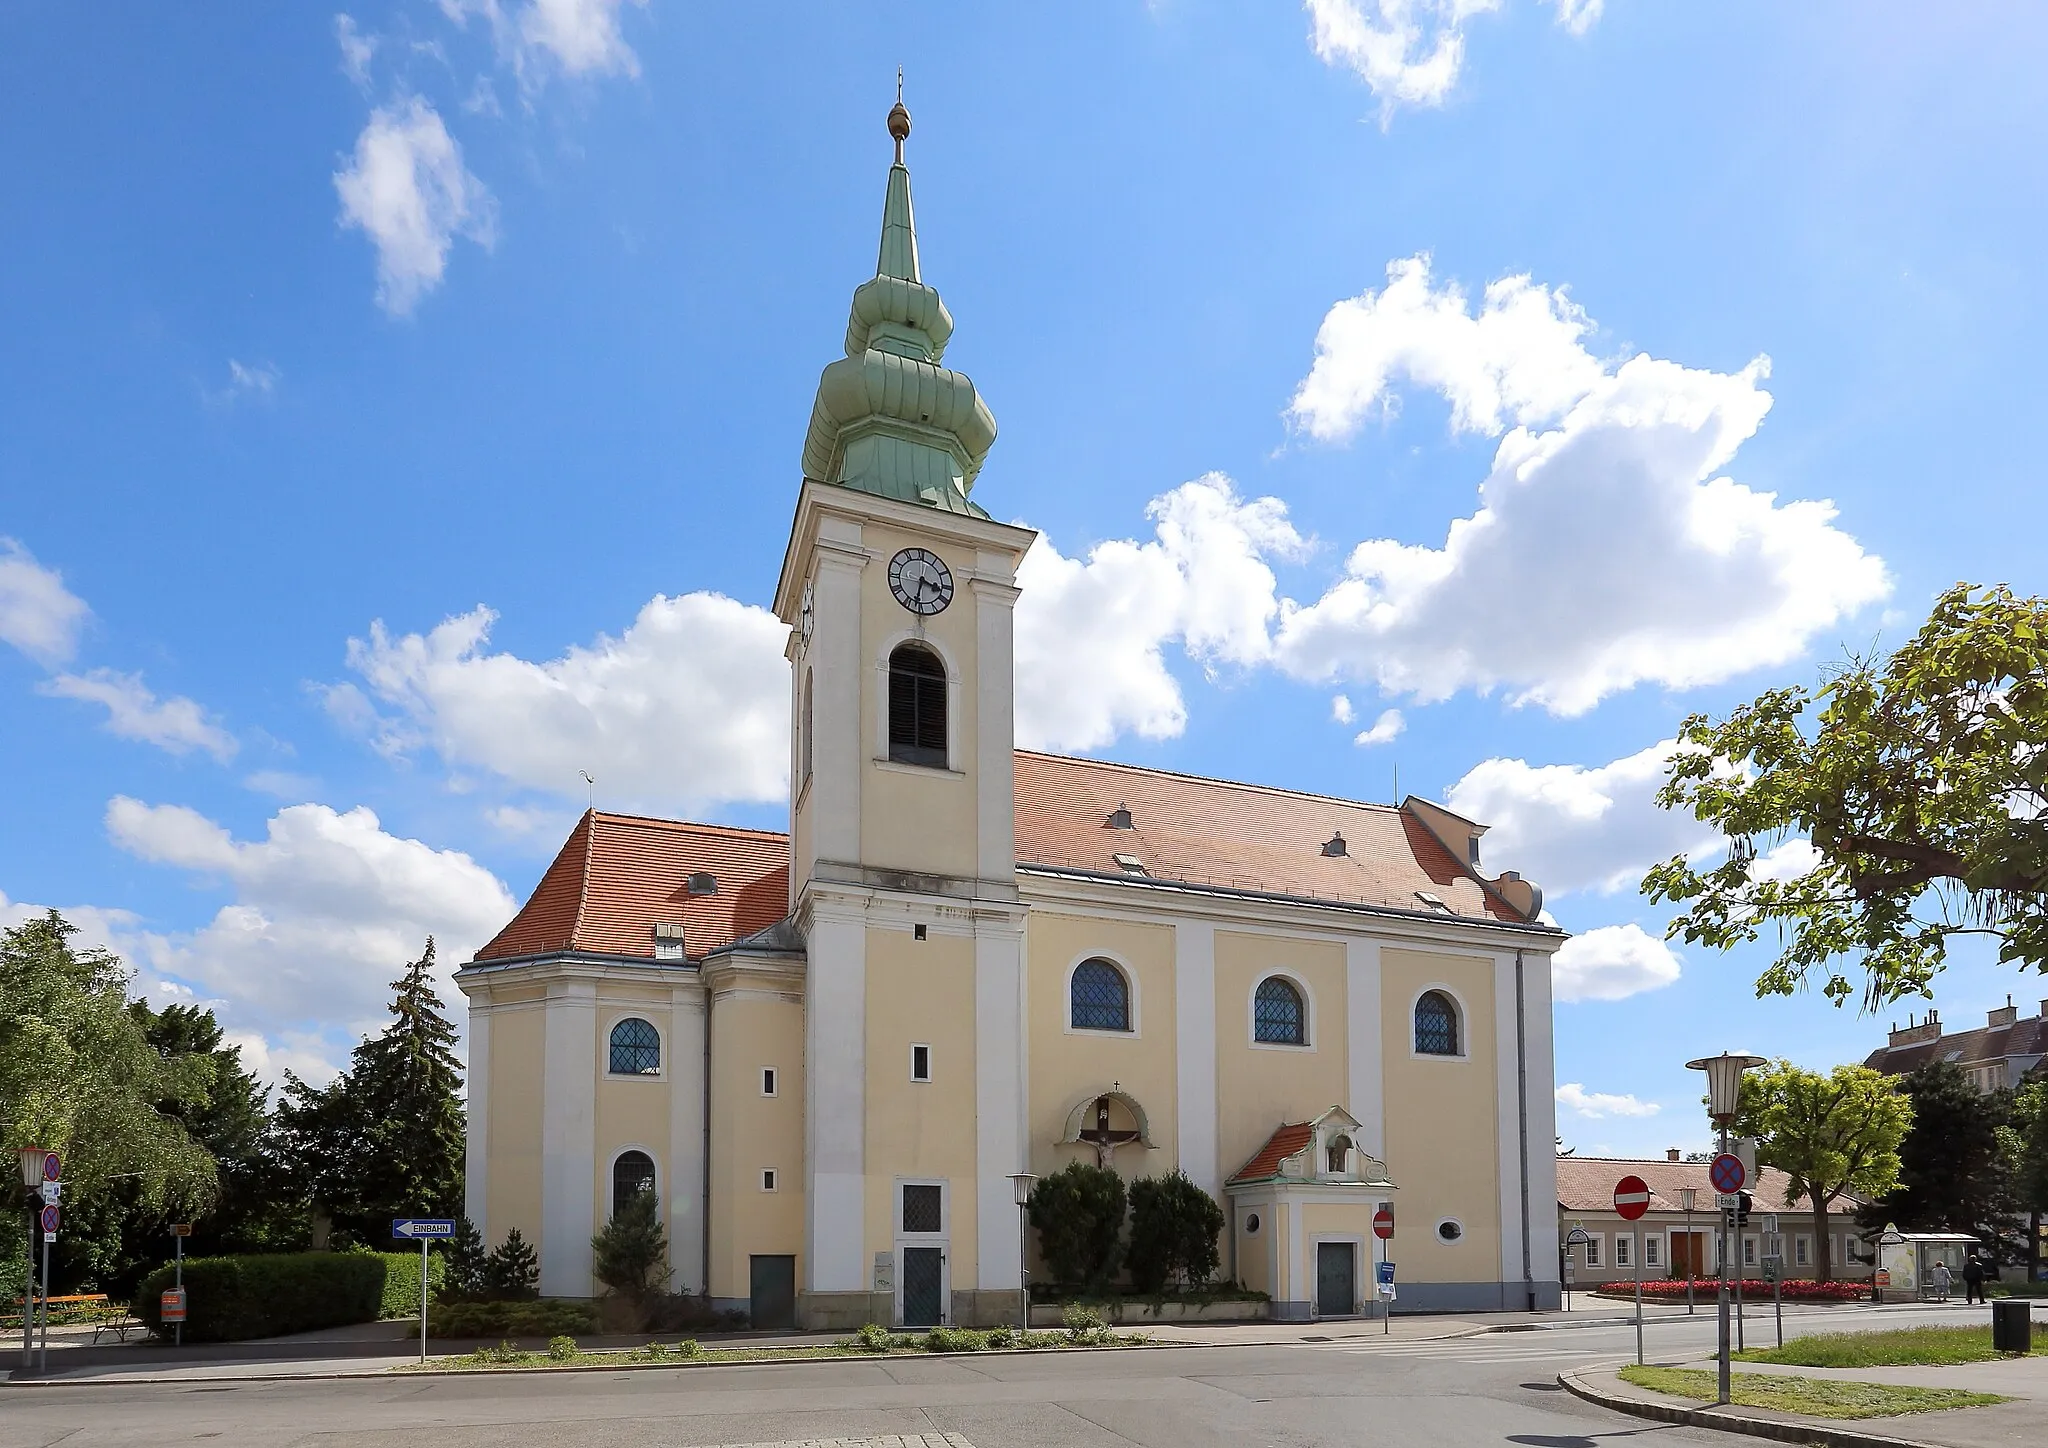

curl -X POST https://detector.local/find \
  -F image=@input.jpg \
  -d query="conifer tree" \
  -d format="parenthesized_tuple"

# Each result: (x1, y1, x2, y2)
(487, 1228, 540, 1299)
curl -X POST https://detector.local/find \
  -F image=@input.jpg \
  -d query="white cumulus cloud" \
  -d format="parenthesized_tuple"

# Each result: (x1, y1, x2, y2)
(1331, 694, 1356, 724)
(0, 537, 90, 666)
(338, 592, 790, 814)
(1445, 738, 1713, 897)
(104, 797, 516, 1077)
(1354, 708, 1405, 747)
(1013, 475, 1307, 753)
(1552, 923, 1682, 1003)
(1304, 1, 1602, 116)
(40, 669, 237, 761)
(1556, 1082, 1659, 1119)
(1275, 255, 1891, 715)
(335, 97, 496, 316)
(440, 0, 646, 84)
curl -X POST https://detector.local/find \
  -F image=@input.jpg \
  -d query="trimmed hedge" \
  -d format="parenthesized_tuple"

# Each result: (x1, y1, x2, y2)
(376, 1249, 447, 1319)
(136, 1252, 444, 1342)
(427, 1298, 597, 1339)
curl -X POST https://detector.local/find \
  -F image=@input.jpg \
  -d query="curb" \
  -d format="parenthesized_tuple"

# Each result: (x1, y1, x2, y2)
(1556, 1367, 1940, 1448)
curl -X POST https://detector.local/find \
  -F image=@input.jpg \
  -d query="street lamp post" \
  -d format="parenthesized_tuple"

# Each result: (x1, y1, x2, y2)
(1687, 1051, 1766, 1408)
(17, 1146, 46, 1376)
(1008, 1172, 1038, 1333)
(1680, 1187, 1697, 1315)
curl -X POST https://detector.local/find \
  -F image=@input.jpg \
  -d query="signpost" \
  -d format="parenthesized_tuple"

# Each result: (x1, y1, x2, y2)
(1564, 1227, 1591, 1312)
(1373, 1207, 1394, 1334)
(1680, 1187, 1697, 1315)
(35, 1154, 60, 1375)
(1614, 1176, 1650, 1365)
(168, 1224, 192, 1345)
(392, 1219, 456, 1364)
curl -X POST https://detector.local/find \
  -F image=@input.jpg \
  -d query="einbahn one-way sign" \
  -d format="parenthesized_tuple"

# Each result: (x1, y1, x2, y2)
(391, 1218, 456, 1240)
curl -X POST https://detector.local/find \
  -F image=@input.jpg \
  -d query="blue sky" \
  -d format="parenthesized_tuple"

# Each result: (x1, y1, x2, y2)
(3, 2, 2043, 1154)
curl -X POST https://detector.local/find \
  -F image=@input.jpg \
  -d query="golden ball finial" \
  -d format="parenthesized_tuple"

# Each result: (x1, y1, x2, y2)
(888, 100, 911, 145)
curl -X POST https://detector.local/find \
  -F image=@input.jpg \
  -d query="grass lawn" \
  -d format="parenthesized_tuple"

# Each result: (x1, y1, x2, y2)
(1736, 1322, 2048, 1368)
(1618, 1365, 2007, 1420)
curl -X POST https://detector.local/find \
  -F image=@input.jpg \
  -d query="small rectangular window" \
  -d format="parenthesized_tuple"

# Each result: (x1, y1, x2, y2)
(1583, 1236, 1601, 1267)
(913, 923, 927, 941)
(1614, 1234, 1631, 1268)
(1644, 1236, 1660, 1267)
(1796, 1236, 1810, 1266)
(902, 1183, 942, 1233)
(761, 1067, 777, 1097)
(910, 1044, 931, 1082)
(761, 1169, 777, 1192)
(1744, 1236, 1757, 1266)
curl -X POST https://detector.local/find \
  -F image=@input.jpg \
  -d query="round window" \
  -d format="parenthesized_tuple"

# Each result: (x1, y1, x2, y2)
(1436, 1218, 1464, 1244)
(1245, 1213, 1261, 1235)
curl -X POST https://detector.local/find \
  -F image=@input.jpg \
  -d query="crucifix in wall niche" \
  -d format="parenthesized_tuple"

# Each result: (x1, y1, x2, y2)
(1077, 1093, 1140, 1171)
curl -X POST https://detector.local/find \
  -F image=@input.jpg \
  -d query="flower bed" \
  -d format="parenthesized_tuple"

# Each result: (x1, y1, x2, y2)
(1594, 1278, 1870, 1302)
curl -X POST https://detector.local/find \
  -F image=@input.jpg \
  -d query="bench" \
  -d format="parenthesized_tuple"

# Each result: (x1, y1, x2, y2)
(4, 1292, 141, 1342)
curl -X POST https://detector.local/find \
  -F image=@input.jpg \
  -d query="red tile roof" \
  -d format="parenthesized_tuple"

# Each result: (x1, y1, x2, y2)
(1227, 1122, 1316, 1186)
(1554, 1156, 1861, 1218)
(475, 811, 788, 963)
(1014, 751, 1534, 923)
(473, 750, 1546, 966)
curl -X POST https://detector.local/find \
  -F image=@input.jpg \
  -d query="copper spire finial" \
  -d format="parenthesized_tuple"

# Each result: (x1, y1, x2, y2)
(888, 68, 911, 164)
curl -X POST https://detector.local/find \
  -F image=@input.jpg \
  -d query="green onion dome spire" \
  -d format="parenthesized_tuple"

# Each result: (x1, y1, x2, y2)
(800, 92, 997, 516)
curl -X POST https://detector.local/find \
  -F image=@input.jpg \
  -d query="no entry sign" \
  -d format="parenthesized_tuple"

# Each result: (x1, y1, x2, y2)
(1709, 1153, 1746, 1194)
(1373, 1207, 1394, 1240)
(1612, 1175, 1651, 1220)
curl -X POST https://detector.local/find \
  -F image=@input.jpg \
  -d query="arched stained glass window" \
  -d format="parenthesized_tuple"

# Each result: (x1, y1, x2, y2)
(1069, 958, 1131, 1032)
(1414, 991, 1460, 1056)
(609, 1017, 661, 1075)
(888, 644, 947, 767)
(612, 1150, 656, 1216)
(1253, 977, 1305, 1045)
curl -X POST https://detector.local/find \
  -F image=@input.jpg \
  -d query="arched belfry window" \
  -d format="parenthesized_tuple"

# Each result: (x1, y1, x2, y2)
(1070, 958, 1132, 1032)
(888, 643, 947, 767)
(609, 1017, 661, 1075)
(1414, 990, 1460, 1056)
(612, 1150, 656, 1216)
(1253, 977, 1306, 1045)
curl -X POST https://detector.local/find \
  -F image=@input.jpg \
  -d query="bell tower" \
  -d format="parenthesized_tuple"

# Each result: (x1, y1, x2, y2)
(772, 94, 1034, 1328)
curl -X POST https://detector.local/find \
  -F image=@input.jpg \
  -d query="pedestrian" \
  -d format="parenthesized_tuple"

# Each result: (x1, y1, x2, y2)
(1962, 1255, 1985, 1306)
(1930, 1260, 1952, 1303)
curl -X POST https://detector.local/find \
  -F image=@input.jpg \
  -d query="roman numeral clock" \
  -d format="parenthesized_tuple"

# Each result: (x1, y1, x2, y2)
(887, 547, 953, 616)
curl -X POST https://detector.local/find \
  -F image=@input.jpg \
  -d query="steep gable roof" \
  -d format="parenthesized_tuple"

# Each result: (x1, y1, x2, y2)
(1227, 1122, 1316, 1186)
(476, 811, 788, 963)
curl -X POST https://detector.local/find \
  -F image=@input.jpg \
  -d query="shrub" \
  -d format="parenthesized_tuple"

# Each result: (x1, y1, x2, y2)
(592, 1189, 670, 1306)
(440, 1217, 491, 1301)
(547, 1335, 578, 1361)
(486, 1229, 540, 1299)
(1595, 1278, 1871, 1302)
(1127, 1171, 1226, 1293)
(848, 1321, 893, 1353)
(1028, 1162, 1126, 1291)
(922, 1325, 986, 1352)
(372, 1248, 447, 1319)
(1061, 1303, 1114, 1345)
(984, 1327, 1017, 1349)
(136, 1253, 402, 1342)
(426, 1298, 598, 1339)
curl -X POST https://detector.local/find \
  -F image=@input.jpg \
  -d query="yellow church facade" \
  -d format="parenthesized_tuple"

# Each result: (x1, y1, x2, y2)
(457, 101, 1564, 1329)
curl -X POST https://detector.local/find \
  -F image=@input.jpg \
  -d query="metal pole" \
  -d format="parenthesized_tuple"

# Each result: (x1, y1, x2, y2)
(1634, 1226, 1644, 1366)
(174, 1234, 183, 1349)
(1381, 1236, 1389, 1335)
(1686, 1206, 1695, 1315)
(1017, 1205, 1028, 1332)
(1773, 1267, 1783, 1348)
(19, 1207, 31, 1374)
(1717, 1121, 1731, 1407)
(419, 1237, 429, 1365)
(37, 1232, 50, 1374)
(1735, 1257, 1746, 1353)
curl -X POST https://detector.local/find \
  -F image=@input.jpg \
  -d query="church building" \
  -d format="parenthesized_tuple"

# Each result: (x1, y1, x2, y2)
(456, 99, 1565, 1329)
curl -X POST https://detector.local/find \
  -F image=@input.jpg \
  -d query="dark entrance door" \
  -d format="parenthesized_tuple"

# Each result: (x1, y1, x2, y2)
(749, 1254, 796, 1330)
(1316, 1241, 1356, 1317)
(1672, 1232, 1707, 1281)
(901, 1247, 944, 1327)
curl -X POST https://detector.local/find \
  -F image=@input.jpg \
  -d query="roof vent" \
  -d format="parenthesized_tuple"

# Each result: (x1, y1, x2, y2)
(686, 871, 719, 896)
(1321, 831, 1347, 858)
(1112, 852, 1148, 875)
(652, 922, 688, 941)
(1413, 890, 1452, 914)
(1105, 803, 1134, 830)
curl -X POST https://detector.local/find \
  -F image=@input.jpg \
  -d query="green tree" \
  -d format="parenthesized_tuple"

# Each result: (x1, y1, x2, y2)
(1126, 1171, 1226, 1293)
(1643, 583, 2048, 1007)
(1733, 1061, 1911, 1283)
(1858, 1062, 2013, 1246)
(486, 1228, 539, 1299)
(440, 1215, 489, 1301)
(273, 938, 466, 1244)
(591, 1187, 669, 1309)
(0, 912, 217, 1216)
(2008, 1079, 2048, 1279)
(1027, 1161, 1126, 1292)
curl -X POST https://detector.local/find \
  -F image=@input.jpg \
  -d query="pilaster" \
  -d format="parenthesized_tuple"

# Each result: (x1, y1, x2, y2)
(464, 996, 491, 1237)
(1173, 921, 1218, 1196)
(803, 897, 868, 1292)
(973, 909, 1027, 1290)
(1346, 939, 1384, 1160)
(668, 980, 708, 1295)
(539, 979, 598, 1296)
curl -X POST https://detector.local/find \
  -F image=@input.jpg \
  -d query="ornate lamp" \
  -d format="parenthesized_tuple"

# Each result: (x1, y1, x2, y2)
(17, 1146, 46, 1191)
(1686, 1052, 1767, 1123)
(1008, 1172, 1038, 1332)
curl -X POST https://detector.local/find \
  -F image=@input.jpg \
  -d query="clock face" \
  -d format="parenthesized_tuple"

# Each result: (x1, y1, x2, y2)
(799, 581, 815, 643)
(887, 547, 954, 616)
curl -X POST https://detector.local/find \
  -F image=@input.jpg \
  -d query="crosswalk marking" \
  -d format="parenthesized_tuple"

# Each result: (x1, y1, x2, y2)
(1306, 1338, 1628, 1367)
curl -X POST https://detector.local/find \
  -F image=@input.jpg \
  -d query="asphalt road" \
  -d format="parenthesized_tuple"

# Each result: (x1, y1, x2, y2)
(0, 1303, 2025, 1448)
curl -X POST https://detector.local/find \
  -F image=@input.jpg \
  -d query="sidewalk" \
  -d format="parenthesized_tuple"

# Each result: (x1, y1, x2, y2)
(1563, 1351, 2046, 1448)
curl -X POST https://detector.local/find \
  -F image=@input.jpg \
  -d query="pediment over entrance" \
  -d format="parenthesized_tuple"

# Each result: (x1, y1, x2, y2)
(1226, 1105, 1394, 1190)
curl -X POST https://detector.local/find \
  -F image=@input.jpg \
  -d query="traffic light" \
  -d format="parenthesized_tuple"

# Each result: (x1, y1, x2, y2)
(1736, 1191, 1753, 1228)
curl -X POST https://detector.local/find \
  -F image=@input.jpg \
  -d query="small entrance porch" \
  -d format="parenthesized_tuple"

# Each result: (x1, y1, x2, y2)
(1225, 1106, 1397, 1321)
